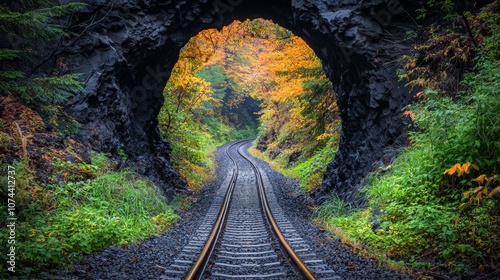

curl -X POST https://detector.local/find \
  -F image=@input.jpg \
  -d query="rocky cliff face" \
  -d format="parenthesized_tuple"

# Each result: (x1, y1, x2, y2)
(60, 0, 421, 202)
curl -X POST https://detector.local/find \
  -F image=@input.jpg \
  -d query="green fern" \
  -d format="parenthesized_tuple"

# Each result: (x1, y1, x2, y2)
(0, 49, 20, 60)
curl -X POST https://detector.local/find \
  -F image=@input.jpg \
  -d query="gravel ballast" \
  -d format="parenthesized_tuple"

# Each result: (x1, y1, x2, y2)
(240, 142, 413, 280)
(47, 141, 413, 279)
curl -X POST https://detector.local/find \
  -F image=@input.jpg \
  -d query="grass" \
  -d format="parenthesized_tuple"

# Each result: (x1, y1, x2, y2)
(248, 146, 285, 173)
(249, 138, 337, 192)
(314, 51, 500, 276)
(0, 153, 180, 277)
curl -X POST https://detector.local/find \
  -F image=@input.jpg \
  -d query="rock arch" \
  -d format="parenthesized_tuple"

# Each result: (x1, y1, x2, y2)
(63, 0, 420, 202)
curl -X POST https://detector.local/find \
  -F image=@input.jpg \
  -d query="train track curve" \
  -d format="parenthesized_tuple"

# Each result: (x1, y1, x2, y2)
(163, 140, 338, 279)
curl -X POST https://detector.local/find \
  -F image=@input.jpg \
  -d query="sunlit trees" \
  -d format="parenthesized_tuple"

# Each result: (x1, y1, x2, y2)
(158, 19, 339, 191)
(252, 34, 338, 143)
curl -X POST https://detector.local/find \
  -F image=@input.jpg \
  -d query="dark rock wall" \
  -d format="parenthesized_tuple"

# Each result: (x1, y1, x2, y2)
(60, 0, 421, 202)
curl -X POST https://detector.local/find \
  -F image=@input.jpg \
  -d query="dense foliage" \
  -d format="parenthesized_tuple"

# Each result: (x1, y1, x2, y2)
(0, 0, 85, 124)
(0, 153, 179, 275)
(0, 1, 179, 277)
(160, 19, 339, 191)
(317, 1, 500, 276)
(158, 22, 264, 189)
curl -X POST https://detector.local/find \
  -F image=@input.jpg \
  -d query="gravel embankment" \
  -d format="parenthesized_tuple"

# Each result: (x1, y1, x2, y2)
(46, 141, 413, 279)
(240, 142, 414, 279)
(44, 145, 231, 280)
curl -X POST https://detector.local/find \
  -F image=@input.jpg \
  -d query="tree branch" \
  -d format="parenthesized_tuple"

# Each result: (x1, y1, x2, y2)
(453, 0, 478, 48)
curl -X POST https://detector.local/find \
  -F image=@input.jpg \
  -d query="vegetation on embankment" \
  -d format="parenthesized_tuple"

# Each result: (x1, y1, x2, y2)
(249, 138, 338, 193)
(0, 150, 179, 275)
(314, 1, 500, 277)
(248, 31, 340, 193)
(157, 19, 340, 191)
(0, 1, 179, 277)
(159, 19, 340, 192)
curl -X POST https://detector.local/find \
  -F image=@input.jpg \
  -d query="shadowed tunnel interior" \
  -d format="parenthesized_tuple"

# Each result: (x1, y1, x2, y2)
(63, 0, 421, 204)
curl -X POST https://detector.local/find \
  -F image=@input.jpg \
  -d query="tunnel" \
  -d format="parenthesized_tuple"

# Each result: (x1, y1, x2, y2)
(63, 0, 421, 203)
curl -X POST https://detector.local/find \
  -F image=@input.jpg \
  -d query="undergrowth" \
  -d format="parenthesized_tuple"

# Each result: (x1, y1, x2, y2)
(250, 137, 337, 192)
(316, 1, 500, 276)
(0, 152, 179, 277)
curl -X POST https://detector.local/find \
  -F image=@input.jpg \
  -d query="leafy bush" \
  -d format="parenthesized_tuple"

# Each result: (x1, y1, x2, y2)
(0, 154, 179, 276)
(158, 100, 215, 190)
(288, 139, 337, 192)
(316, 16, 500, 274)
(249, 137, 337, 193)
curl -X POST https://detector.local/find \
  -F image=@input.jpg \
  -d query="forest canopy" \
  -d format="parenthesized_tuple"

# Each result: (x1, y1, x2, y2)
(159, 19, 338, 191)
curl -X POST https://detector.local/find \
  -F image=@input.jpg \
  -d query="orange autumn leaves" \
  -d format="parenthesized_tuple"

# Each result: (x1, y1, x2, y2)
(443, 162, 500, 206)
(253, 35, 322, 102)
(249, 35, 329, 137)
(443, 162, 479, 177)
(165, 19, 334, 140)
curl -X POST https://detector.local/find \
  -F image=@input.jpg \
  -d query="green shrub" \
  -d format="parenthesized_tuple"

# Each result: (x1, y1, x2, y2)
(289, 139, 337, 191)
(0, 154, 179, 277)
(316, 37, 500, 275)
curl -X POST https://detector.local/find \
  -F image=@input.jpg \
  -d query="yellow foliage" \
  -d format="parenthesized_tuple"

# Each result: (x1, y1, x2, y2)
(462, 184, 499, 207)
(459, 162, 499, 208)
(443, 162, 476, 177)
(473, 174, 488, 184)
(489, 186, 500, 198)
(316, 133, 334, 141)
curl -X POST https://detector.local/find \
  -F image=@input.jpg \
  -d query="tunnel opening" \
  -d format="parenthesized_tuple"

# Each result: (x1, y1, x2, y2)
(65, 0, 417, 204)
(6, 1, 500, 277)
(159, 19, 340, 193)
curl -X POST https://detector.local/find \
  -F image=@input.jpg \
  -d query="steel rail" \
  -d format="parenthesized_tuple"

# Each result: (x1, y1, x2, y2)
(237, 143, 317, 280)
(185, 141, 242, 280)
(186, 140, 316, 279)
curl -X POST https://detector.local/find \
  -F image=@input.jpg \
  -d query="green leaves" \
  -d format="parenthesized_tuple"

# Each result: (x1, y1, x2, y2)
(416, 0, 457, 20)
(0, 48, 20, 60)
(317, 5, 500, 272)
(0, 154, 179, 275)
(0, 2, 86, 41)
(289, 139, 337, 192)
(0, 1, 85, 122)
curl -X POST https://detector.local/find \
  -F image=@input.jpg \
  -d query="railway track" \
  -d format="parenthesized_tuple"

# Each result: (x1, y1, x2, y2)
(163, 140, 338, 279)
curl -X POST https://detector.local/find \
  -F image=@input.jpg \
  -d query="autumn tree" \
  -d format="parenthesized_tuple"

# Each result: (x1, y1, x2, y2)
(250, 34, 339, 152)
(158, 19, 339, 190)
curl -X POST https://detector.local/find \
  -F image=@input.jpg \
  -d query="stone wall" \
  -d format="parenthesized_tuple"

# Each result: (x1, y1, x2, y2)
(60, 0, 422, 202)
